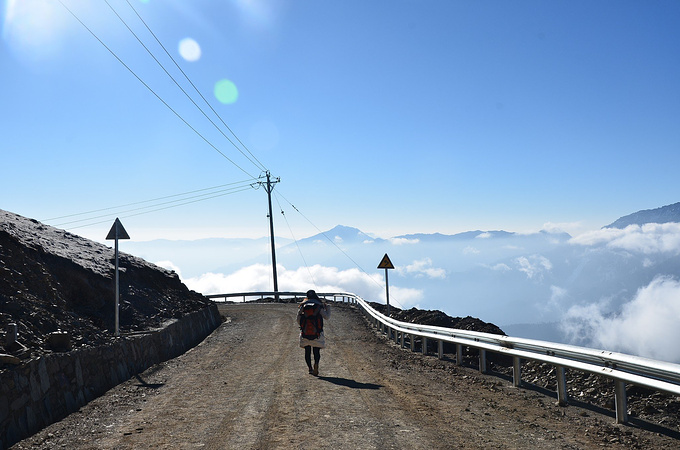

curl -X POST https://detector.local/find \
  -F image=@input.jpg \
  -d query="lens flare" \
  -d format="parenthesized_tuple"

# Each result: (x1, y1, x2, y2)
(3, 0, 67, 62)
(214, 79, 239, 104)
(178, 37, 201, 62)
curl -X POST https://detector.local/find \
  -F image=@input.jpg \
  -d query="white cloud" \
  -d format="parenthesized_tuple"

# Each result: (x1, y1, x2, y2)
(476, 232, 492, 239)
(334, 235, 343, 244)
(541, 221, 584, 235)
(488, 263, 511, 272)
(154, 260, 182, 278)
(547, 285, 568, 310)
(389, 237, 420, 245)
(561, 276, 680, 363)
(515, 255, 552, 279)
(397, 258, 446, 279)
(184, 263, 423, 309)
(463, 246, 480, 255)
(571, 223, 680, 254)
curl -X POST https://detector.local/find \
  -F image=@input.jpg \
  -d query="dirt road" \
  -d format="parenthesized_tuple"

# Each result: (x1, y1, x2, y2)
(12, 303, 680, 449)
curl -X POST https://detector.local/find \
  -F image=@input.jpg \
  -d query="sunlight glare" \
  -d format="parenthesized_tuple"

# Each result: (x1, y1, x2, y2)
(178, 37, 201, 62)
(214, 79, 239, 104)
(3, 0, 69, 62)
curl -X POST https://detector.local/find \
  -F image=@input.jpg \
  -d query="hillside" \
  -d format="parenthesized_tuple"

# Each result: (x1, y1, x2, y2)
(606, 202, 680, 228)
(0, 210, 211, 362)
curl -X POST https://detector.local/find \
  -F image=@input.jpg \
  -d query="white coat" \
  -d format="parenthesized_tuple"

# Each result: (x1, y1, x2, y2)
(296, 299, 331, 348)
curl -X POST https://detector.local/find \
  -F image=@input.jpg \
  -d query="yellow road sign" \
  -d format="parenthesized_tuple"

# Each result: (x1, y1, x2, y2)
(377, 253, 395, 269)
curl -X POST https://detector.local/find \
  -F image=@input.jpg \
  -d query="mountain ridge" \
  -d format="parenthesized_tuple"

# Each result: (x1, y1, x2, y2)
(606, 202, 680, 229)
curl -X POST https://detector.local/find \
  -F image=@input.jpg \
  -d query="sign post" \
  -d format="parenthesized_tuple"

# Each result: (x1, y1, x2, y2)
(106, 218, 130, 337)
(377, 253, 395, 316)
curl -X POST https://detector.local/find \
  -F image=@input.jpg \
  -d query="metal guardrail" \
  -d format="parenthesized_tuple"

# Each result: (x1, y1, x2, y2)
(208, 291, 680, 424)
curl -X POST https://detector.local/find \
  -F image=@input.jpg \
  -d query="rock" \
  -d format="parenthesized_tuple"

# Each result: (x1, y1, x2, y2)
(45, 331, 71, 352)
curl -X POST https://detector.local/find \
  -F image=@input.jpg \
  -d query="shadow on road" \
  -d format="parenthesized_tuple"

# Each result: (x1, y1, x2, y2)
(318, 376, 383, 390)
(134, 374, 165, 389)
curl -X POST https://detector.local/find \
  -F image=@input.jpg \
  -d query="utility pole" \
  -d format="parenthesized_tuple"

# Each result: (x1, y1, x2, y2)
(264, 171, 280, 301)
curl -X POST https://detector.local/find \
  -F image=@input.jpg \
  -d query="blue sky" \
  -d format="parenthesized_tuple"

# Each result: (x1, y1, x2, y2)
(2, 0, 679, 243)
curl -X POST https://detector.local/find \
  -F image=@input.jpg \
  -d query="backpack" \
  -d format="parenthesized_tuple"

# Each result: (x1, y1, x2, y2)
(300, 302, 323, 340)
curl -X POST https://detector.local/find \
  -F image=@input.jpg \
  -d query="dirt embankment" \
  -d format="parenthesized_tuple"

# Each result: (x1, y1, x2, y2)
(12, 303, 680, 449)
(1, 209, 211, 362)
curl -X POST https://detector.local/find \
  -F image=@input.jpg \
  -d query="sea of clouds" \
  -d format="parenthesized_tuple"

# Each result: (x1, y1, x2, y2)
(560, 223, 680, 362)
(151, 223, 680, 363)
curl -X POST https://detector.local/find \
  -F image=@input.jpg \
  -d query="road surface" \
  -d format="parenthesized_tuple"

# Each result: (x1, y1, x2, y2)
(12, 303, 679, 449)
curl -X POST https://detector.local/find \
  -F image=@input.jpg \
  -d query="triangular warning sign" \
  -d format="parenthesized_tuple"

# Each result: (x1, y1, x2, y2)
(377, 253, 394, 269)
(106, 218, 130, 240)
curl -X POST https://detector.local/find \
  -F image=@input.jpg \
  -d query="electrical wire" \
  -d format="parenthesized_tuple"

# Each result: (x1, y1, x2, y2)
(273, 192, 317, 288)
(43, 180, 254, 222)
(122, 0, 268, 173)
(57, 1, 396, 306)
(275, 190, 405, 310)
(103, 0, 268, 174)
(53, 183, 254, 227)
(62, 185, 254, 231)
(56, 0, 259, 181)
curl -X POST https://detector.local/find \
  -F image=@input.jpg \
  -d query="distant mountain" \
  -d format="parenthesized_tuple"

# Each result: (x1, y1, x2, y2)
(606, 202, 680, 228)
(394, 230, 515, 241)
(298, 225, 386, 245)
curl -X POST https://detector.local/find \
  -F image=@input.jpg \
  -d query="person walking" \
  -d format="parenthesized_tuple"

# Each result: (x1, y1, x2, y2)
(297, 290, 331, 376)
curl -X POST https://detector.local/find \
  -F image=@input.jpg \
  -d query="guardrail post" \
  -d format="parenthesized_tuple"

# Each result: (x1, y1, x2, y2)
(394, 329, 399, 344)
(410, 334, 415, 352)
(422, 336, 428, 355)
(615, 380, 628, 424)
(438, 340, 443, 360)
(513, 357, 522, 387)
(479, 349, 487, 373)
(456, 344, 463, 366)
(400, 331, 405, 348)
(556, 366, 568, 406)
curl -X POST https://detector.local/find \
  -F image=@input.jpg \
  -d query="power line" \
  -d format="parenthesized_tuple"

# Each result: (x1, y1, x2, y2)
(61, 185, 254, 231)
(275, 190, 405, 310)
(103, 0, 268, 174)
(53, 183, 254, 228)
(57, 0, 259, 181)
(121, 0, 268, 173)
(43, 180, 254, 222)
(273, 192, 317, 288)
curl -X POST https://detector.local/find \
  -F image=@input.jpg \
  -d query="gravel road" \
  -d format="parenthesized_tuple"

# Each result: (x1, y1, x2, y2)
(12, 303, 680, 449)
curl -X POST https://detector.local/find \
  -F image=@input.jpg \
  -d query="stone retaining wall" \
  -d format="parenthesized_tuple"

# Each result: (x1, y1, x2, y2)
(0, 304, 221, 449)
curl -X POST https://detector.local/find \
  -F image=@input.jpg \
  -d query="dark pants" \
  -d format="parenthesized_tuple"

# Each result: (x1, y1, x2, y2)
(304, 346, 321, 368)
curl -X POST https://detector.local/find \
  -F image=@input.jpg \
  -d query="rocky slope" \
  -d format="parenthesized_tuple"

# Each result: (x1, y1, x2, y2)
(0, 209, 211, 364)
(370, 302, 680, 432)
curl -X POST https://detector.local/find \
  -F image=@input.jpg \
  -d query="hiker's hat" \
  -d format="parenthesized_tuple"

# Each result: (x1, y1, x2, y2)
(306, 289, 319, 300)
